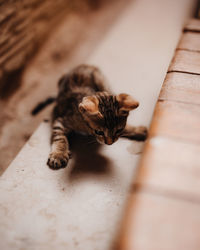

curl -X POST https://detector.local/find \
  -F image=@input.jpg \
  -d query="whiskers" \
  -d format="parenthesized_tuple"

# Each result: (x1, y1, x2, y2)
(86, 137, 98, 146)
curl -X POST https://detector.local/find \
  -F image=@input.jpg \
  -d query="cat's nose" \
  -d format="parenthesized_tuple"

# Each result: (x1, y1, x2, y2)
(105, 137, 113, 145)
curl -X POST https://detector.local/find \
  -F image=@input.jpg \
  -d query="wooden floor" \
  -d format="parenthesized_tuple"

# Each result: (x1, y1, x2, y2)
(118, 19, 200, 250)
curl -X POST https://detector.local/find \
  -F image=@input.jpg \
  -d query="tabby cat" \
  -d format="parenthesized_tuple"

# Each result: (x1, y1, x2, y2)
(32, 64, 147, 170)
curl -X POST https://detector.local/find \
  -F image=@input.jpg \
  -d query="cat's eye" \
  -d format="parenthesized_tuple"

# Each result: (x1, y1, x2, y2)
(120, 110, 128, 116)
(95, 130, 104, 136)
(116, 128, 124, 134)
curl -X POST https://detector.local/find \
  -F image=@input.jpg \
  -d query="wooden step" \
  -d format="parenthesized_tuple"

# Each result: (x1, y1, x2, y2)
(118, 18, 200, 250)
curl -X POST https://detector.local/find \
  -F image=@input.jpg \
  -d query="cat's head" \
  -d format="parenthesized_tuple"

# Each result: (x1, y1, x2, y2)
(79, 92, 139, 145)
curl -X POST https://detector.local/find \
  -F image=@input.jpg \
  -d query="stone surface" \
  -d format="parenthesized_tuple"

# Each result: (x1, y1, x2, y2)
(0, 122, 141, 250)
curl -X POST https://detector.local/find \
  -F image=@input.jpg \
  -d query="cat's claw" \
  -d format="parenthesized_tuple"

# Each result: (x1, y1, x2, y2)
(47, 152, 70, 170)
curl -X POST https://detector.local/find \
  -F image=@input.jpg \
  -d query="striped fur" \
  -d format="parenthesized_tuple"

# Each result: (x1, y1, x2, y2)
(47, 64, 147, 170)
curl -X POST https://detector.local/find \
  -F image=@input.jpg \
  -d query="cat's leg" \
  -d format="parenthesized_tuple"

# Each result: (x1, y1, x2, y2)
(120, 125, 148, 141)
(47, 118, 71, 170)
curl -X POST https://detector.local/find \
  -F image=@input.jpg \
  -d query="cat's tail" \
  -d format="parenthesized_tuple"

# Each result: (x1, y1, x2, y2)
(31, 97, 56, 115)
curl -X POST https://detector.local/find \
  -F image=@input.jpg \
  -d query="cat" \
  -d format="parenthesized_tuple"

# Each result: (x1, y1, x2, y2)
(32, 64, 147, 170)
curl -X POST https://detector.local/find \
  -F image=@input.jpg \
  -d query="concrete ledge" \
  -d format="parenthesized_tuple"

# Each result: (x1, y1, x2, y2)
(118, 19, 200, 250)
(0, 122, 142, 250)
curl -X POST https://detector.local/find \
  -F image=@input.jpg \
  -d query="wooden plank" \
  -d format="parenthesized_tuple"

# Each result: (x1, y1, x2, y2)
(178, 32, 200, 51)
(168, 50, 200, 75)
(119, 192, 200, 250)
(159, 72, 200, 105)
(136, 136, 200, 197)
(184, 18, 200, 33)
(150, 100, 200, 143)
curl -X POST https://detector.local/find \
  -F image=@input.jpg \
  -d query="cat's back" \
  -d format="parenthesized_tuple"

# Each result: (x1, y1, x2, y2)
(71, 64, 98, 79)
(58, 64, 106, 93)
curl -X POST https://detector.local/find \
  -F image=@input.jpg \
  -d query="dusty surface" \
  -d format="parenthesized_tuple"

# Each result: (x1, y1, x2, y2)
(0, 0, 128, 174)
(0, 122, 141, 250)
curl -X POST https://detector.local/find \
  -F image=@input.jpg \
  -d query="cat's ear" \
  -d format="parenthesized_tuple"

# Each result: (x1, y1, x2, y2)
(79, 96, 99, 115)
(117, 93, 139, 113)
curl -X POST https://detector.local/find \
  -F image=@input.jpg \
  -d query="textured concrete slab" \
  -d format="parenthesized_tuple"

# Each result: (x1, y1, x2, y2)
(0, 122, 141, 250)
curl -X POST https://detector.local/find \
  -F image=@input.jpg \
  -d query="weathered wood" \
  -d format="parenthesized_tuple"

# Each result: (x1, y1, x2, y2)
(184, 18, 200, 32)
(178, 32, 200, 51)
(151, 100, 200, 143)
(159, 72, 200, 105)
(119, 192, 200, 250)
(136, 136, 200, 197)
(118, 18, 200, 250)
(168, 50, 200, 74)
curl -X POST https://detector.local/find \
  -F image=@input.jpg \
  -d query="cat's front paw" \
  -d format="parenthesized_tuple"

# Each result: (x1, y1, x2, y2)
(47, 152, 70, 170)
(134, 126, 148, 141)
